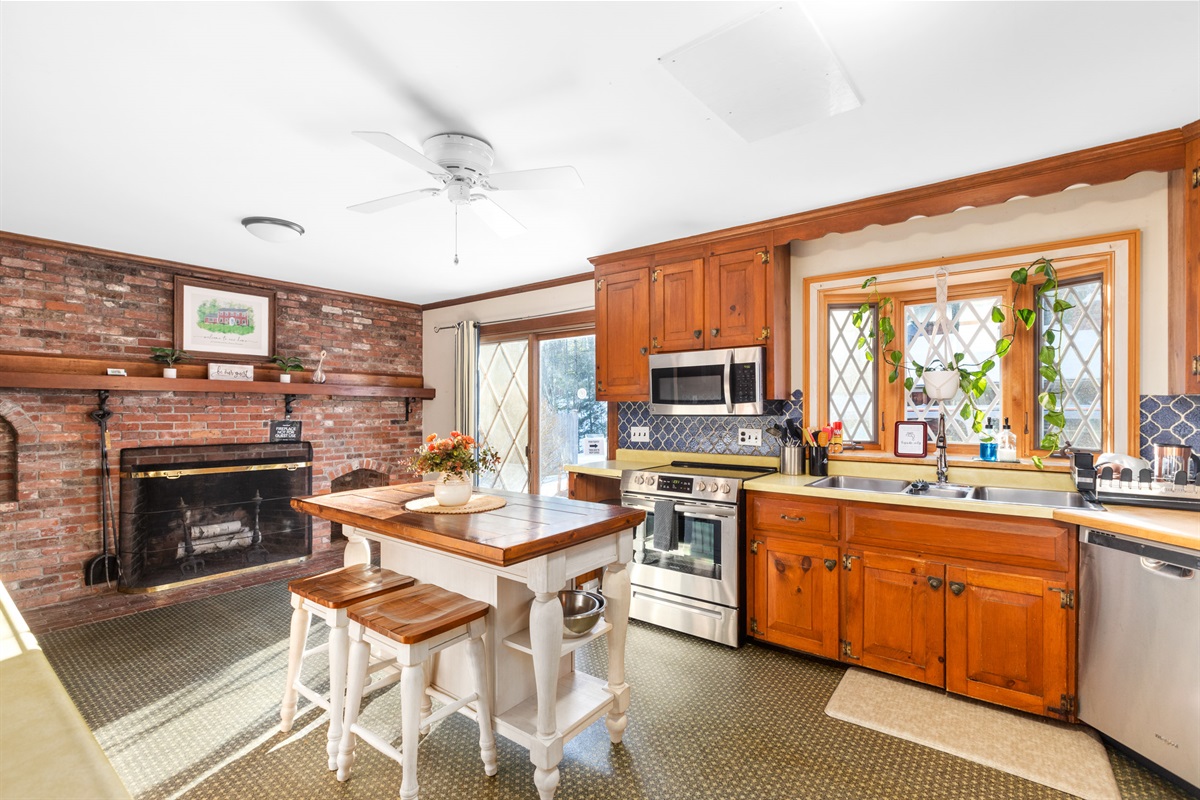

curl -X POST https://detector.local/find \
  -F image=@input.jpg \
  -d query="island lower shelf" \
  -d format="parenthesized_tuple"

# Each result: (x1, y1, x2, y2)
(494, 671, 614, 747)
(502, 620, 613, 657)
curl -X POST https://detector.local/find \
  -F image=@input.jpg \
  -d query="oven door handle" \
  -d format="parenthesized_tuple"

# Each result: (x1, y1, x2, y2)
(724, 348, 734, 413)
(674, 504, 737, 519)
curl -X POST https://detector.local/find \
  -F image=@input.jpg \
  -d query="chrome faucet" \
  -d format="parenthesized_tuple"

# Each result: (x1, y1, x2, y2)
(935, 411, 949, 485)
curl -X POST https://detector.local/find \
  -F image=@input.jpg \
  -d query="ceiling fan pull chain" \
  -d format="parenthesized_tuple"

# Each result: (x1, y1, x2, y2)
(453, 205, 460, 265)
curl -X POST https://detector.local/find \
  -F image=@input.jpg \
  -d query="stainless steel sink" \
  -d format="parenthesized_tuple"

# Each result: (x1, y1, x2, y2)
(973, 486, 1103, 510)
(905, 482, 978, 500)
(807, 476, 911, 493)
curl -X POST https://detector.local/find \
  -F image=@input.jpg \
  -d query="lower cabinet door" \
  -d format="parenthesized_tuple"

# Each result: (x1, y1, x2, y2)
(751, 535, 839, 659)
(944, 565, 1071, 718)
(844, 549, 946, 686)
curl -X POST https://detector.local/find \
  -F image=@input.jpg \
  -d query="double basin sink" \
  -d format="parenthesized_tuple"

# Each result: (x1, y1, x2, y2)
(807, 475, 1103, 511)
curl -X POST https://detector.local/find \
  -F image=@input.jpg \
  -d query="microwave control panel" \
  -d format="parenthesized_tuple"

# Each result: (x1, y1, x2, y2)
(731, 362, 758, 404)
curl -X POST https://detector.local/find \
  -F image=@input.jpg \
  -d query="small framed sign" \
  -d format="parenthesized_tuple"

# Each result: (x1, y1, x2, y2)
(208, 363, 255, 381)
(269, 420, 303, 442)
(894, 421, 929, 458)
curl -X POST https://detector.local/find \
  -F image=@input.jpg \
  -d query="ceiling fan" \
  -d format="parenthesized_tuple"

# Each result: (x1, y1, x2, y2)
(348, 131, 583, 238)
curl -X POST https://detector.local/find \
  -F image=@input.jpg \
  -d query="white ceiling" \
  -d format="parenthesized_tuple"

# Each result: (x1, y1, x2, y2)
(2, 1, 1197, 305)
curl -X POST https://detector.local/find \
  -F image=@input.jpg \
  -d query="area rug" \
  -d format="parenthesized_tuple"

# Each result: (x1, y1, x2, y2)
(825, 668, 1120, 800)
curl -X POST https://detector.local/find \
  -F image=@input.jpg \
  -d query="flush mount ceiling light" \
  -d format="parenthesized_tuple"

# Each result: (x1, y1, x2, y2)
(241, 216, 305, 243)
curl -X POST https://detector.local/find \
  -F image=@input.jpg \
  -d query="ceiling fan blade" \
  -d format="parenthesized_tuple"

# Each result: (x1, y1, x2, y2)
(486, 166, 583, 191)
(469, 195, 526, 238)
(352, 131, 451, 178)
(348, 187, 441, 214)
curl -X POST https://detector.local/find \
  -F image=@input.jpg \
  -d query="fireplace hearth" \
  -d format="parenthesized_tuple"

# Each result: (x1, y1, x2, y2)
(118, 442, 313, 592)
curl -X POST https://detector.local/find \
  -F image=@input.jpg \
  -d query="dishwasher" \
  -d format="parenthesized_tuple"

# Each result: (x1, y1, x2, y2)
(1078, 528, 1200, 793)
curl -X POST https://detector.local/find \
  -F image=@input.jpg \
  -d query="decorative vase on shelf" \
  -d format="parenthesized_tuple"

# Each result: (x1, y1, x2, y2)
(162, 368, 177, 379)
(279, 373, 291, 383)
(434, 474, 474, 507)
(922, 369, 959, 401)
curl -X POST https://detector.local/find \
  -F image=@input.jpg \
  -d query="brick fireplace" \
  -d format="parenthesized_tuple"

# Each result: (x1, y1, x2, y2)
(0, 234, 428, 632)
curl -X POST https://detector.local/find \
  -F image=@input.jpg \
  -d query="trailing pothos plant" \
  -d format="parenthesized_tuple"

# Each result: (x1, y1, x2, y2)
(852, 257, 1073, 469)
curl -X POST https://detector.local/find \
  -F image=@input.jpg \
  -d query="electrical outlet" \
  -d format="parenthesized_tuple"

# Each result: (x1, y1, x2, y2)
(631, 426, 651, 443)
(738, 428, 762, 446)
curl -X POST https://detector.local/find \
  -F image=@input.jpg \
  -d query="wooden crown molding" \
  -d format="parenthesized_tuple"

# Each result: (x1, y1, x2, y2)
(0, 231, 423, 311)
(420, 271, 595, 311)
(590, 126, 1191, 266)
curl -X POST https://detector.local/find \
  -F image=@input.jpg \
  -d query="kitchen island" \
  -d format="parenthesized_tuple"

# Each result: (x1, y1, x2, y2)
(292, 483, 644, 800)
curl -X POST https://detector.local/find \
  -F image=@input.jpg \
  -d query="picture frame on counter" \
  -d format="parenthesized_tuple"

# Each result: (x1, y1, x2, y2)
(893, 421, 929, 458)
(208, 363, 255, 381)
(175, 276, 276, 361)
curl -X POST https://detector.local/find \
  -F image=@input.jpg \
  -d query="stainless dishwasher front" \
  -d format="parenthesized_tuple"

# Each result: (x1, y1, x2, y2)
(1078, 527, 1200, 792)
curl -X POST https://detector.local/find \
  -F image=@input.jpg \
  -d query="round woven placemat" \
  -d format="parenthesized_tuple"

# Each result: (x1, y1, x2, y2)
(404, 494, 507, 515)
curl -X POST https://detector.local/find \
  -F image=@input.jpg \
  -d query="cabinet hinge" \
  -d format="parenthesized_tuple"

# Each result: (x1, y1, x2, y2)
(1192, 166, 1200, 189)
(1049, 587, 1074, 609)
(840, 639, 859, 660)
(651, 268, 661, 282)
(750, 538, 763, 554)
(1193, 354, 1200, 376)
(757, 250, 770, 265)
(750, 618, 761, 635)
(756, 326, 770, 341)
(595, 278, 604, 292)
(1048, 694, 1076, 717)
(842, 553, 860, 571)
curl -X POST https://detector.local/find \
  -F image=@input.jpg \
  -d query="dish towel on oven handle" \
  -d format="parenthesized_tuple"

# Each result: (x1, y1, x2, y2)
(652, 499, 679, 551)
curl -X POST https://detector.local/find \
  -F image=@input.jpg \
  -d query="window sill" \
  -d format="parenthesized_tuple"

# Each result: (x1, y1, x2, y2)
(830, 450, 1072, 473)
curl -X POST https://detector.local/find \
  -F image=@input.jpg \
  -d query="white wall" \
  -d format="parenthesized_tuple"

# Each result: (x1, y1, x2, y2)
(421, 280, 596, 438)
(788, 171, 1170, 393)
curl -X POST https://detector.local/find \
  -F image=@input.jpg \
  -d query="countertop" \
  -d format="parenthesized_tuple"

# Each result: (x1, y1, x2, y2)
(293, 483, 645, 567)
(565, 451, 1198, 551)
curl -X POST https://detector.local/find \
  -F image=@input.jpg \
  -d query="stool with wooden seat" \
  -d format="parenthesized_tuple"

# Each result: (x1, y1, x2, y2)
(337, 583, 497, 800)
(279, 564, 416, 770)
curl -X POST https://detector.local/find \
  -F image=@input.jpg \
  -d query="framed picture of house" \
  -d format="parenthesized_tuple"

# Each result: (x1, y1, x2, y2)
(174, 276, 276, 361)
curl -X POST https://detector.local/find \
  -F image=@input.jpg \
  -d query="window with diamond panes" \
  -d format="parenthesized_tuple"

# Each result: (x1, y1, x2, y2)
(478, 339, 530, 492)
(1037, 275, 1104, 450)
(828, 304, 877, 443)
(902, 295, 1004, 444)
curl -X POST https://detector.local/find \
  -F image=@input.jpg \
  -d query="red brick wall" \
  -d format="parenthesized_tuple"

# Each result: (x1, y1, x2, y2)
(0, 236, 426, 632)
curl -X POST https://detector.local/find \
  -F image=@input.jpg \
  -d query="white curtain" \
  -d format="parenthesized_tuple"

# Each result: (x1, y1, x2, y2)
(453, 320, 479, 439)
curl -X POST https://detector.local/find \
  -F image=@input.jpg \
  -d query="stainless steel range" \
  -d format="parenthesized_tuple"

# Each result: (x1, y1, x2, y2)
(619, 461, 775, 647)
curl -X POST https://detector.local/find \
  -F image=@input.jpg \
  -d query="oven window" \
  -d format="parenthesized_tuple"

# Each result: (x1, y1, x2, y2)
(639, 509, 722, 580)
(652, 364, 725, 406)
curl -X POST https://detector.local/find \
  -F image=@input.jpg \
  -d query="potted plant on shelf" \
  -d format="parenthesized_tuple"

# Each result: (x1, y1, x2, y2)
(149, 347, 190, 378)
(853, 257, 1072, 468)
(269, 355, 304, 383)
(410, 431, 501, 507)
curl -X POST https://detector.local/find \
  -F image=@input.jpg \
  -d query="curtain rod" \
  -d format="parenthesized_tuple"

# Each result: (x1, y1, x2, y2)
(433, 307, 592, 333)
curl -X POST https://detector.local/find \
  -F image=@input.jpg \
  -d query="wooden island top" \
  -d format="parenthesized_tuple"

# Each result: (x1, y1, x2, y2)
(292, 482, 645, 567)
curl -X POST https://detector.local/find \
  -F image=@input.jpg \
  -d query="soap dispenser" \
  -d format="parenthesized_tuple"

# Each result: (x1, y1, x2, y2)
(997, 418, 1018, 463)
(979, 417, 998, 462)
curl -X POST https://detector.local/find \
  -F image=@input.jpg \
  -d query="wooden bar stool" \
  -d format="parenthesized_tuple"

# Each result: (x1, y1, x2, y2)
(337, 583, 497, 800)
(280, 564, 416, 770)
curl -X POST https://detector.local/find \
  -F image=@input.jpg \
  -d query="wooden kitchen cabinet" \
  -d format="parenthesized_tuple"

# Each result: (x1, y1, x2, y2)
(650, 251, 706, 353)
(1168, 122, 1200, 394)
(749, 533, 840, 659)
(706, 243, 769, 348)
(843, 549, 946, 687)
(595, 259, 651, 401)
(944, 565, 1072, 717)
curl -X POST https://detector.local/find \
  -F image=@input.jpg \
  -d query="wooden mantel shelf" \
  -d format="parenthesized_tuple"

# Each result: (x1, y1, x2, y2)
(0, 352, 436, 400)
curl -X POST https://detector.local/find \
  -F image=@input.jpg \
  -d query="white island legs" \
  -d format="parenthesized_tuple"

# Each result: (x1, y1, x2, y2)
(529, 555, 567, 800)
(602, 556, 631, 744)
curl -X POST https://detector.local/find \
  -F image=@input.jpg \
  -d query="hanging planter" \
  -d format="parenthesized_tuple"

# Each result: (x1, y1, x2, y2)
(922, 369, 960, 401)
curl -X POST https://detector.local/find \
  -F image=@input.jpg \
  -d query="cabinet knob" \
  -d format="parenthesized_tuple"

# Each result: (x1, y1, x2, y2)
(693, 330, 702, 339)
(949, 581, 965, 596)
(780, 514, 805, 523)
(711, 328, 719, 338)
(640, 347, 648, 356)
(927, 576, 943, 591)
(824, 558, 837, 572)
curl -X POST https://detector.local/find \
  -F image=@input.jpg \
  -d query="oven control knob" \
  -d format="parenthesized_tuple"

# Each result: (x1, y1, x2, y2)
(634, 474, 644, 485)
(719, 483, 732, 494)
(695, 481, 706, 492)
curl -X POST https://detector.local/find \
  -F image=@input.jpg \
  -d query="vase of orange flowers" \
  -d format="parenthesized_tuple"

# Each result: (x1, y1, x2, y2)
(411, 431, 500, 507)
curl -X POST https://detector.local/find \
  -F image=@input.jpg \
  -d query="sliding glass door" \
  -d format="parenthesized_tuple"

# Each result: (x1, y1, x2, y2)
(478, 328, 606, 497)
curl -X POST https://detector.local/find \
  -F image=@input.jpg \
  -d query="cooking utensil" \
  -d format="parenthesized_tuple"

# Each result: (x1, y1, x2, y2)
(766, 424, 785, 443)
(84, 391, 121, 586)
(802, 427, 816, 447)
(786, 418, 803, 444)
(817, 430, 831, 448)
(559, 589, 605, 637)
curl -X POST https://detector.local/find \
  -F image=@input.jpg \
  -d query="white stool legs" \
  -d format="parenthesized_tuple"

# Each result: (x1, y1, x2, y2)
(279, 593, 311, 733)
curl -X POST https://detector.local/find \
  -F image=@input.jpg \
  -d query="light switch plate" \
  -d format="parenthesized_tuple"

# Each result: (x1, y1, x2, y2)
(631, 426, 651, 443)
(738, 428, 762, 446)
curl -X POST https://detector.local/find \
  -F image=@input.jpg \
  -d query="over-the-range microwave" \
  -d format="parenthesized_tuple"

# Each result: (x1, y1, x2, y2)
(648, 347, 764, 416)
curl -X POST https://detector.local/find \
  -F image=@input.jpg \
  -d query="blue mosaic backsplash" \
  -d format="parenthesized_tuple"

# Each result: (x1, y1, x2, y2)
(1139, 395, 1200, 461)
(617, 399, 804, 456)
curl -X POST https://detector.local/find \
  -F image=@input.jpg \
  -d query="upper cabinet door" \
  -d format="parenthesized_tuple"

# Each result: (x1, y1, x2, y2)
(706, 246, 768, 348)
(650, 255, 706, 353)
(596, 263, 651, 401)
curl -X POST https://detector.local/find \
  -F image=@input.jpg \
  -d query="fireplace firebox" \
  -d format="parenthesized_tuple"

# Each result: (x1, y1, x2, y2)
(118, 442, 313, 592)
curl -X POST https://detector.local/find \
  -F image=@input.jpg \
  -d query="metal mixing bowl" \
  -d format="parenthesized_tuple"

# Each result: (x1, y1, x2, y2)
(558, 589, 606, 637)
